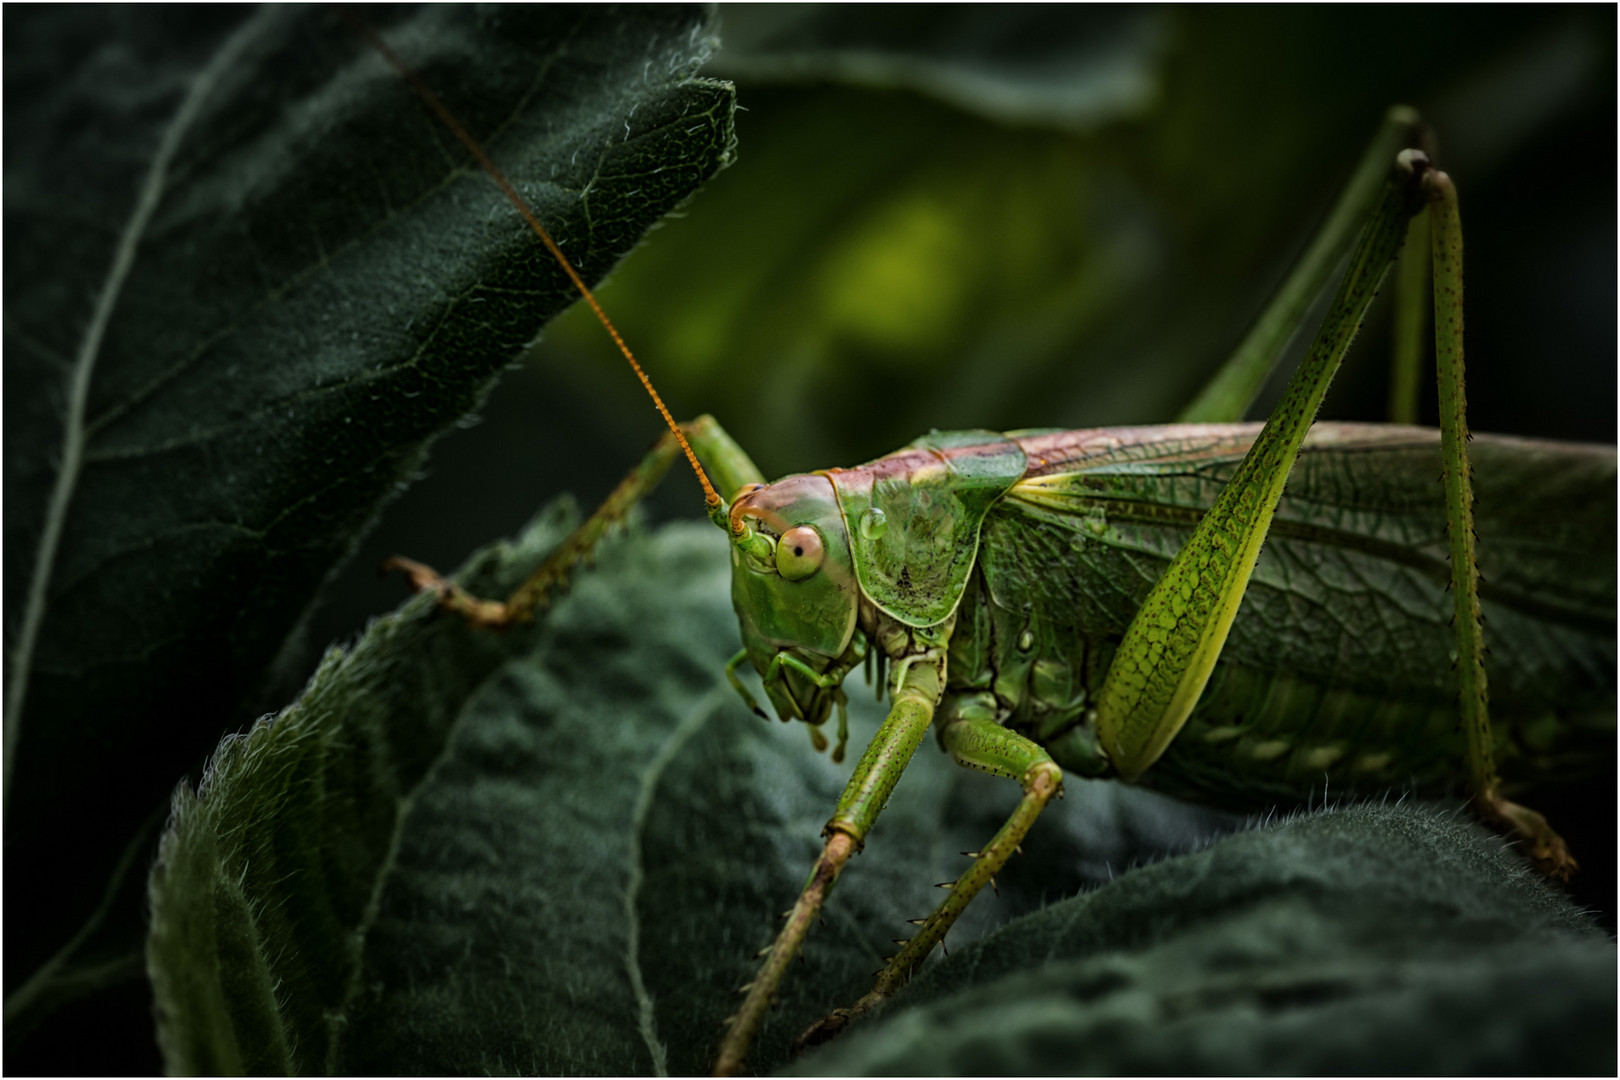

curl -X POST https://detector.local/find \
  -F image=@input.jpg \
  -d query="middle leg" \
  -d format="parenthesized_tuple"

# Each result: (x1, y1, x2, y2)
(796, 707, 1063, 1050)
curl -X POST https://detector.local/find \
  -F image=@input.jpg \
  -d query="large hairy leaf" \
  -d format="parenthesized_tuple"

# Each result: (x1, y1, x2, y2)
(149, 511, 1613, 1074)
(4, 4, 732, 1062)
(146, 505, 1203, 1073)
(802, 804, 1616, 1075)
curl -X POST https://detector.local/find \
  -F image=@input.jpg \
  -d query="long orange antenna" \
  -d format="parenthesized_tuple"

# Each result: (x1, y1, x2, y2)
(350, 15, 723, 513)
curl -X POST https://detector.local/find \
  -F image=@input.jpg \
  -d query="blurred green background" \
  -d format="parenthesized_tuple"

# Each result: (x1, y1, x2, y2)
(316, 5, 1614, 660)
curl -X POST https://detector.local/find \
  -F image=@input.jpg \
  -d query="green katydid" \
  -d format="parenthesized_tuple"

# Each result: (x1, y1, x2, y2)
(363, 29, 1615, 1077)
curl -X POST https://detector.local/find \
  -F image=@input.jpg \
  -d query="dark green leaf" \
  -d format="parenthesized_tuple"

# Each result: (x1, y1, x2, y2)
(5, 2, 731, 1054)
(800, 805, 1617, 1075)
(149, 513, 1611, 1074)
(145, 507, 1227, 1074)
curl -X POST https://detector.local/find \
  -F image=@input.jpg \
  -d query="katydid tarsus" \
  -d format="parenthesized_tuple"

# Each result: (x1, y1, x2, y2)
(363, 26, 1615, 1077)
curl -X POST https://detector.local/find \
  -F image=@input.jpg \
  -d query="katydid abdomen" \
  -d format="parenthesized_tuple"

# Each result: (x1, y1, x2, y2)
(948, 422, 1615, 806)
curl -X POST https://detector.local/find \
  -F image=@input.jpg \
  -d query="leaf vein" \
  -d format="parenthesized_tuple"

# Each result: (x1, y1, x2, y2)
(624, 683, 729, 1077)
(322, 648, 523, 1072)
(4, 7, 278, 799)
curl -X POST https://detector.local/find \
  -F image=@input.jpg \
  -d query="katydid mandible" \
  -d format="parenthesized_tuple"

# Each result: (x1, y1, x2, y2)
(363, 30, 1614, 1077)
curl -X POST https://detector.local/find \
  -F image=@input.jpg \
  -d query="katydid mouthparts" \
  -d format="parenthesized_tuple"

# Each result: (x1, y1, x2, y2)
(361, 25, 1615, 1077)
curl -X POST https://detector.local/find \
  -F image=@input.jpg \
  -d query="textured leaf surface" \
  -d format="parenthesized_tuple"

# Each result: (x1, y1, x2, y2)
(146, 508, 1226, 1074)
(4, 3, 733, 1035)
(150, 513, 1611, 1074)
(797, 805, 1617, 1076)
(803, 806, 1613, 1075)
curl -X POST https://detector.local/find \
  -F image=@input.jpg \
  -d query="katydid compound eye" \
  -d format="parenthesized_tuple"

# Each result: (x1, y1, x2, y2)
(775, 525, 825, 581)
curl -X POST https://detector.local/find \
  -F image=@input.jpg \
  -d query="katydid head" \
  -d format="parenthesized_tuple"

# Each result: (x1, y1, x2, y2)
(726, 474, 863, 729)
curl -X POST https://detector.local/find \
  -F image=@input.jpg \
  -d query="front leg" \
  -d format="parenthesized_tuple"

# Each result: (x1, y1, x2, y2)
(385, 415, 762, 628)
(712, 649, 947, 1077)
(795, 697, 1064, 1053)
